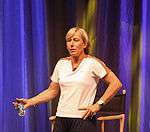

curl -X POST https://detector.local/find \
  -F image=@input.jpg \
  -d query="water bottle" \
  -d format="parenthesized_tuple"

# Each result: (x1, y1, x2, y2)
(17, 103, 25, 116)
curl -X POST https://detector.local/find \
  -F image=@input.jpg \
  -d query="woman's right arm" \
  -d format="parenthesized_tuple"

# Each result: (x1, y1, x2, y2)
(13, 82, 60, 109)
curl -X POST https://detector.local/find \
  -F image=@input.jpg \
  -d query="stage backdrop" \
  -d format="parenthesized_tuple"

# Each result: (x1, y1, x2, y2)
(0, 0, 50, 132)
(0, 0, 150, 132)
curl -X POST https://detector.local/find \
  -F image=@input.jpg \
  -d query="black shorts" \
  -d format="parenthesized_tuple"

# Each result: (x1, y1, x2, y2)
(53, 116, 97, 132)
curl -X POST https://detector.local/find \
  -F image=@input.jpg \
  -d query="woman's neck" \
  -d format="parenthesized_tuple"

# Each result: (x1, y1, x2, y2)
(71, 53, 86, 64)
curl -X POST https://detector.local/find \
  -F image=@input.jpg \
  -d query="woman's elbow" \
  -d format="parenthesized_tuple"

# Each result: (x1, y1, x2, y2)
(117, 79, 122, 89)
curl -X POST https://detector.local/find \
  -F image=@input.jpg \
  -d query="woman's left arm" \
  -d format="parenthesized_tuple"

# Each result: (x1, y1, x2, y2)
(98, 71, 122, 104)
(81, 71, 122, 120)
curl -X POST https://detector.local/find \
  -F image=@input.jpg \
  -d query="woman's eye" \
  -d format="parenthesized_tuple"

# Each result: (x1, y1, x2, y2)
(73, 38, 79, 41)
(66, 39, 71, 42)
(66, 38, 80, 42)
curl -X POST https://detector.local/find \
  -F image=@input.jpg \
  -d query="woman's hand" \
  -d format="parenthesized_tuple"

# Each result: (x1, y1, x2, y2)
(12, 98, 33, 109)
(79, 103, 101, 120)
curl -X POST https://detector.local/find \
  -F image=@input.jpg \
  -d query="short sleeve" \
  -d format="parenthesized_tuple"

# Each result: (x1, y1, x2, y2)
(50, 61, 60, 83)
(91, 58, 110, 79)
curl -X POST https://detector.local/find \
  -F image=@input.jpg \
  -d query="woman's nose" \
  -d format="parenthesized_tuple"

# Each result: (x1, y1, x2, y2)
(70, 40, 74, 46)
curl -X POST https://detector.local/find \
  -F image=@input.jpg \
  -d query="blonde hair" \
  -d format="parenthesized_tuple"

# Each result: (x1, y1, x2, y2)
(65, 27, 90, 54)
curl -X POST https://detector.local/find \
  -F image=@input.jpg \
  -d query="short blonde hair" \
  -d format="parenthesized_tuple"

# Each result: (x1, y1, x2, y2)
(66, 27, 90, 54)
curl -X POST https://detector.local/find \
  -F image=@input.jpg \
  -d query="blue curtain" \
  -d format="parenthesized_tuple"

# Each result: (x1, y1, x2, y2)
(0, 0, 50, 132)
(95, 1, 133, 131)
(95, 0, 150, 131)
(141, 0, 150, 132)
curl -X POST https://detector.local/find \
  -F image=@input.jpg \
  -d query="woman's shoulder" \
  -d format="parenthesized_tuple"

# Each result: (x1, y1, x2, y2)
(57, 56, 71, 64)
(86, 55, 104, 64)
(55, 57, 71, 67)
(86, 55, 110, 70)
(59, 56, 71, 61)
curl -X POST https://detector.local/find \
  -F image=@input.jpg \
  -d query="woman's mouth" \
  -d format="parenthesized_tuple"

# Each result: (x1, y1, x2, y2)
(70, 49, 76, 52)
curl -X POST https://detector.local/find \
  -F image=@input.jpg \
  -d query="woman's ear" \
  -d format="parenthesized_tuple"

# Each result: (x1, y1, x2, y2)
(83, 43, 87, 48)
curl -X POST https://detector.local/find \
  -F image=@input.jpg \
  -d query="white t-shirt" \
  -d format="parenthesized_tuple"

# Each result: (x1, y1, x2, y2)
(51, 56, 110, 118)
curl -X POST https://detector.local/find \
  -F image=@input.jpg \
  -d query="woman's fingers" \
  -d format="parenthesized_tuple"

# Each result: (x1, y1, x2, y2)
(13, 98, 28, 109)
(16, 98, 27, 104)
(82, 110, 90, 120)
(78, 105, 96, 120)
(78, 107, 87, 110)
(23, 103, 30, 109)
(82, 110, 94, 120)
(16, 98, 25, 102)
(12, 102, 19, 109)
(79, 105, 97, 120)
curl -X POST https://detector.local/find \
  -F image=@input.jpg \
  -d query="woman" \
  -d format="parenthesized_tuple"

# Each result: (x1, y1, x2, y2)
(13, 27, 122, 132)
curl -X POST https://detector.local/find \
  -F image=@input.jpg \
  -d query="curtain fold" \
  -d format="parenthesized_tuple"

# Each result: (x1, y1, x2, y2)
(140, 0, 150, 132)
(0, 0, 50, 132)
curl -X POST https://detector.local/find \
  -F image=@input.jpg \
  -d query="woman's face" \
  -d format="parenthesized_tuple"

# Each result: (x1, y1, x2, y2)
(66, 31, 87, 57)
